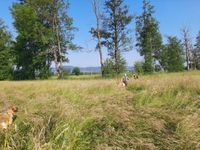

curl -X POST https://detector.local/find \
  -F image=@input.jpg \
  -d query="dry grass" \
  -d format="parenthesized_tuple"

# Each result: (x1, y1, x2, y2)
(0, 71, 200, 149)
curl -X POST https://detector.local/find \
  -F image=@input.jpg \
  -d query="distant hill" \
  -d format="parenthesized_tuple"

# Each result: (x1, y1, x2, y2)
(51, 66, 133, 73)
(62, 66, 101, 73)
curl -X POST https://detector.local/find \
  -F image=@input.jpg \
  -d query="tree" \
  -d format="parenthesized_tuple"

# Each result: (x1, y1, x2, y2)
(134, 61, 144, 74)
(0, 19, 13, 80)
(192, 31, 200, 69)
(72, 67, 81, 76)
(49, 0, 77, 79)
(90, 0, 104, 76)
(11, 0, 77, 79)
(102, 0, 133, 75)
(163, 36, 184, 72)
(102, 58, 116, 77)
(182, 27, 192, 70)
(12, 0, 54, 79)
(135, 0, 162, 73)
(159, 45, 168, 71)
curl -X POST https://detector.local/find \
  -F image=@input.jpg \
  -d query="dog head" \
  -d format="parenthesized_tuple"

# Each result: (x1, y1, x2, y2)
(7, 106, 18, 114)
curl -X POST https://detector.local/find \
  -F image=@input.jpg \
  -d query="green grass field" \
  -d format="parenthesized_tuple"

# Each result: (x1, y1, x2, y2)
(1, 71, 200, 150)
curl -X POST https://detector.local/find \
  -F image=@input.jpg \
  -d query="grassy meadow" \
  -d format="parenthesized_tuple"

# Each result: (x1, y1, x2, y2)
(0, 71, 200, 150)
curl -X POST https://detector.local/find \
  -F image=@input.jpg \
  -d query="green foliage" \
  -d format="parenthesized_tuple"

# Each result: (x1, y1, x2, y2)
(0, 19, 13, 80)
(11, 1, 52, 80)
(136, 0, 162, 73)
(196, 63, 200, 70)
(62, 69, 71, 77)
(102, 58, 126, 77)
(72, 67, 81, 76)
(159, 45, 168, 71)
(11, 0, 77, 80)
(192, 31, 200, 70)
(102, 59, 116, 77)
(50, 0, 77, 79)
(102, 0, 133, 75)
(134, 61, 144, 74)
(160, 36, 184, 72)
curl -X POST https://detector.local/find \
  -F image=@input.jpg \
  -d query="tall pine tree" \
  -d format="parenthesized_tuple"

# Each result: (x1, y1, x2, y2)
(136, 0, 162, 73)
(0, 19, 13, 80)
(102, 0, 133, 75)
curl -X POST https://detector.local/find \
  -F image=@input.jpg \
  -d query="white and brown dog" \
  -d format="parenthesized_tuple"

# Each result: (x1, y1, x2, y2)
(0, 106, 18, 130)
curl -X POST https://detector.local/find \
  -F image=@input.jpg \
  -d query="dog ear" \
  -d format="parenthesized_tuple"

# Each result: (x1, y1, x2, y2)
(12, 107, 18, 112)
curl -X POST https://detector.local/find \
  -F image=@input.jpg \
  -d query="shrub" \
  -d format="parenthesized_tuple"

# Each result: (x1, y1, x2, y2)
(63, 69, 71, 76)
(102, 59, 116, 77)
(134, 61, 144, 74)
(72, 67, 81, 76)
(102, 58, 126, 77)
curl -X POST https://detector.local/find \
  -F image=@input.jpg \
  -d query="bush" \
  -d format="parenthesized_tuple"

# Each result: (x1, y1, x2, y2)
(72, 67, 81, 76)
(102, 59, 116, 77)
(0, 67, 13, 80)
(196, 63, 200, 70)
(63, 69, 71, 76)
(134, 61, 144, 74)
(102, 58, 126, 77)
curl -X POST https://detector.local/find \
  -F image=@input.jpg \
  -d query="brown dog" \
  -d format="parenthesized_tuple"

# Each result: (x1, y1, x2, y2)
(0, 106, 18, 130)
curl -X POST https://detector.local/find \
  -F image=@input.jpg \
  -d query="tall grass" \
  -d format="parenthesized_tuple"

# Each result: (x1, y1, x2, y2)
(0, 71, 200, 149)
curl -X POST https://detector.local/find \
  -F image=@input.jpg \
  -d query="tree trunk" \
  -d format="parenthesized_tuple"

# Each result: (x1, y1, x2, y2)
(55, 18, 63, 79)
(97, 21, 104, 76)
(52, 14, 59, 78)
(92, 0, 104, 76)
(186, 48, 190, 70)
(113, 2, 119, 74)
(53, 46, 59, 76)
(182, 28, 191, 71)
(52, 0, 63, 79)
(185, 40, 190, 70)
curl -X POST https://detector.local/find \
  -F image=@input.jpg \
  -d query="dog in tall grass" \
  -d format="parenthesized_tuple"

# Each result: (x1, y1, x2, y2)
(118, 74, 129, 87)
(0, 106, 18, 130)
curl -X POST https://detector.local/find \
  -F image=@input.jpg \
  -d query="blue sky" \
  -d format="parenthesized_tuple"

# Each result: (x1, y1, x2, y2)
(1, 0, 200, 67)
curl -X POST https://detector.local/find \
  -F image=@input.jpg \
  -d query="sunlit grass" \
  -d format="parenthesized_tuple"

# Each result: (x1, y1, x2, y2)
(0, 71, 200, 149)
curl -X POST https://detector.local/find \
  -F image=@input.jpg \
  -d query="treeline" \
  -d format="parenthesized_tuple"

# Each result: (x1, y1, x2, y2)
(0, 0, 200, 80)
(134, 1, 200, 74)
